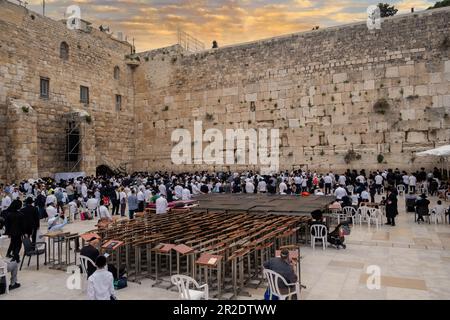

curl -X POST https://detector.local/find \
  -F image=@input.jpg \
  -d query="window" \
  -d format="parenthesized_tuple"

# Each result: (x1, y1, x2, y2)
(80, 86, 89, 104)
(115, 94, 122, 111)
(40, 77, 49, 98)
(60, 42, 69, 60)
(114, 66, 120, 80)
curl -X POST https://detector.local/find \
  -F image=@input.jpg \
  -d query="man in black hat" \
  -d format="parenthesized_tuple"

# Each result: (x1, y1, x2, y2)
(415, 193, 430, 223)
(263, 248, 298, 298)
(21, 197, 40, 244)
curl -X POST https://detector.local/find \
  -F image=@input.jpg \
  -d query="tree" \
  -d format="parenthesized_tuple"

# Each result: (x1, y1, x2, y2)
(428, 0, 450, 9)
(377, 3, 398, 17)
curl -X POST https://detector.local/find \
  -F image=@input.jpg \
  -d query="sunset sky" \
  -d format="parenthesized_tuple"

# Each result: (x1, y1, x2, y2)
(26, 0, 437, 51)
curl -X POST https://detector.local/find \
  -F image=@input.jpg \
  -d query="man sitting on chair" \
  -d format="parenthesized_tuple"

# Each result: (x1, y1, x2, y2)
(263, 249, 298, 299)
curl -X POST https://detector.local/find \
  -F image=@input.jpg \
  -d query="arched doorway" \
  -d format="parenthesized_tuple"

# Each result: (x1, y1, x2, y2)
(96, 165, 114, 177)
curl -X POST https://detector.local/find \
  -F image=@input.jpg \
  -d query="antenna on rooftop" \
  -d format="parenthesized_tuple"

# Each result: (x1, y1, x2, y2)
(42, 0, 45, 16)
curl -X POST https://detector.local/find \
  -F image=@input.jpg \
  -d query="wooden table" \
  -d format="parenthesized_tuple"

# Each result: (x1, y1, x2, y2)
(43, 231, 70, 270)
(101, 239, 124, 280)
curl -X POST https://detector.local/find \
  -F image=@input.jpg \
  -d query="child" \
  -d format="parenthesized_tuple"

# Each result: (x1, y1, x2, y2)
(87, 255, 117, 300)
(431, 200, 446, 224)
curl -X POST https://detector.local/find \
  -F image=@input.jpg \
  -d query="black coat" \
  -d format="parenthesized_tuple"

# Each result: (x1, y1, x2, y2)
(5, 209, 25, 237)
(21, 204, 40, 235)
(385, 192, 398, 218)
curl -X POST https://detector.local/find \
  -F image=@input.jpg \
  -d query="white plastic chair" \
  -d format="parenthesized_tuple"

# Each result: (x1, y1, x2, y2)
(356, 206, 368, 226)
(263, 268, 300, 300)
(86, 199, 98, 217)
(331, 208, 345, 225)
(342, 206, 357, 225)
(430, 208, 444, 224)
(171, 274, 209, 300)
(0, 263, 9, 295)
(79, 255, 96, 290)
(397, 185, 405, 197)
(367, 208, 381, 230)
(310, 224, 327, 250)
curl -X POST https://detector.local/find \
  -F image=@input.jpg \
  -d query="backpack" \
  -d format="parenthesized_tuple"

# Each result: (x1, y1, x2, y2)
(114, 277, 127, 290)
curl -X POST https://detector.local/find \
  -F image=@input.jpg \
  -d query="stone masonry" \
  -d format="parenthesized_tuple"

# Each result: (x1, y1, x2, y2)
(0, 0, 449, 182)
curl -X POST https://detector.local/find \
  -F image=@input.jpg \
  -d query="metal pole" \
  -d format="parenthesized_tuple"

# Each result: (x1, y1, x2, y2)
(43, 0, 45, 16)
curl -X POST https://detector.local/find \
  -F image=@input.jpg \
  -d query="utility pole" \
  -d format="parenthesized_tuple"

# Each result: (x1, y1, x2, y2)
(43, 0, 45, 16)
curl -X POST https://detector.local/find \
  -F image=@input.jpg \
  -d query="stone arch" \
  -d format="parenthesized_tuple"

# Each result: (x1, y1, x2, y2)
(60, 41, 69, 60)
(96, 164, 114, 177)
(114, 66, 120, 80)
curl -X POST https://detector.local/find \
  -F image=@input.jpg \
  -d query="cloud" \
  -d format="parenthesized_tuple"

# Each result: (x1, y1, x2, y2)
(26, 0, 434, 51)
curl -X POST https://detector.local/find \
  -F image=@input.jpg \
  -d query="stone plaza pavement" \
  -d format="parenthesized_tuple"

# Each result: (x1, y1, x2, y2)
(1, 194, 449, 300)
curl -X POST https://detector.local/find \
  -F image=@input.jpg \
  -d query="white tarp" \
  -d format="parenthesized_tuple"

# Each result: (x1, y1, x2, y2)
(54, 172, 86, 182)
(416, 145, 450, 157)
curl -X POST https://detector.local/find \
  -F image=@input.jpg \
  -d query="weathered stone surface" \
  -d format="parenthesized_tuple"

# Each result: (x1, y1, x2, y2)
(0, 1, 449, 180)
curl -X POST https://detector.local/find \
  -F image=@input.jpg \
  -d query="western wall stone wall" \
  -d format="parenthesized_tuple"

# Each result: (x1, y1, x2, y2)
(0, 0, 135, 182)
(133, 7, 450, 173)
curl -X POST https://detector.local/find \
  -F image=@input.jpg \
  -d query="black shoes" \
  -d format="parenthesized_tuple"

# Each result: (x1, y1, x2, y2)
(385, 222, 391, 225)
(9, 283, 21, 290)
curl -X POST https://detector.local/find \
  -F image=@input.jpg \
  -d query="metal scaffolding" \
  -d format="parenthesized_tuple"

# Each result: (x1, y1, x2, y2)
(63, 112, 84, 172)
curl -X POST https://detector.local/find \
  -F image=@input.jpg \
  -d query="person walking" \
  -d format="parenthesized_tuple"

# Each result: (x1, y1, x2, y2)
(385, 187, 398, 226)
(5, 200, 25, 262)
(415, 193, 430, 224)
(21, 197, 40, 244)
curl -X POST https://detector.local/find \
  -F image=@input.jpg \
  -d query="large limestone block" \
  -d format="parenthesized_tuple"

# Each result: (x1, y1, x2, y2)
(407, 131, 428, 143)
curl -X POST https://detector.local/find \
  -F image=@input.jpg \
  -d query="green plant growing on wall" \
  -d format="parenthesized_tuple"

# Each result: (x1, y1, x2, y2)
(331, 96, 335, 102)
(406, 95, 419, 100)
(344, 149, 361, 164)
(400, 88, 404, 95)
(373, 98, 390, 114)
(320, 149, 325, 156)
(162, 105, 169, 111)
(205, 113, 214, 121)
(334, 85, 338, 91)
(22, 106, 29, 113)
(377, 154, 384, 163)
(308, 101, 313, 108)
(85, 115, 92, 124)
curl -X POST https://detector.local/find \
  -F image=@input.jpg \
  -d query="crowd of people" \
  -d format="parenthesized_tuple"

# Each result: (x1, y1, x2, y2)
(0, 166, 449, 297)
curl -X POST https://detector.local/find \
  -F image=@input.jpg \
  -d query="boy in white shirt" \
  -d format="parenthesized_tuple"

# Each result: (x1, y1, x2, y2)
(87, 255, 116, 300)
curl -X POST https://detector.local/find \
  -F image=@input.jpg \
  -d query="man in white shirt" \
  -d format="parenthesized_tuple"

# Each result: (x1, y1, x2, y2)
(338, 175, 346, 186)
(356, 174, 365, 184)
(46, 203, 58, 219)
(360, 189, 370, 203)
(86, 196, 99, 217)
(87, 256, 116, 301)
(334, 186, 348, 200)
(155, 194, 168, 214)
(98, 200, 112, 222)
(279, 181, 287, 194)
(323, 174, 333, 195)
(45, 192, 57, 207)
(402, 173, 409, 188)
(174, 184, 183, 199)
(158, 183, 167, 197)
(257, 179, 267, 193)
(375, 173, 384, 195)
(181, 187, 191, 201)
(409, 175, 417, 193)
(245, 181, 255, 194)
(1, 192, 12, 211)
(137, 188, 145, 212)
(191, 182, 201, 195)
(68, 200, 79, 221)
